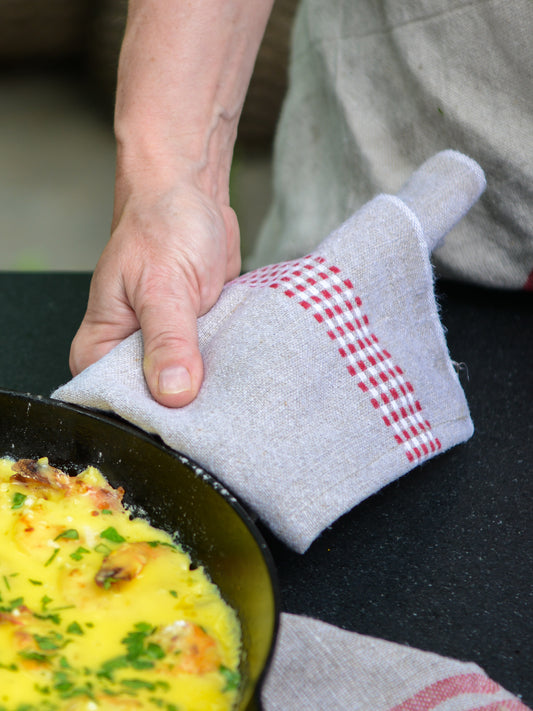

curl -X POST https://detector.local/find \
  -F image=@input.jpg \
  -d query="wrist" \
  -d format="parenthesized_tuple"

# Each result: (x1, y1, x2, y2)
(113, 0, 274, 205)
(114, 109, 236, 206)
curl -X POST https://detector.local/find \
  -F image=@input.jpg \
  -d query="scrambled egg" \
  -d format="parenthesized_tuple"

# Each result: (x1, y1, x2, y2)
(0, 457, 241, 711)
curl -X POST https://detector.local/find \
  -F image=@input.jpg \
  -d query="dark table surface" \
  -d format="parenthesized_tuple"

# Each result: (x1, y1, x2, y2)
(0, 272, 531, 705)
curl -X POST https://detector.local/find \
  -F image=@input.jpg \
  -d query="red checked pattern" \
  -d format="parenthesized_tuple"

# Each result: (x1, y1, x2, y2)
(238, 255, 441, 464)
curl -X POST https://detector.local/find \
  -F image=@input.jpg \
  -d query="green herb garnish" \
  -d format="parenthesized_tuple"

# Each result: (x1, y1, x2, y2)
(97, 655, 129, 681)
(0, 597, 24, 613)
(11, 492, 27, 509)
(18, 650, 48, 663)
(34, 611, 62, 625)
(122, 622, 154, 659)
(94, 543, 111, 555)
(102, 577, 120, 591)
(55, 529, 79, 541)
(67, 621, 84, 636)
(0, 662, 17, 672)
(41, 595, 54, 610)
(34, 632, 65, 651)
(145, 643, 165, 660)
(70, 546, 90, 561)
(219, 665, 241, 692)
(120, 679, 156, 691)
(57, 683, 95, 701)
(44, 549, 59, 567)
(98, 622, 164, 681)
(100, 527, 126, 543)
(53, 671, 74, 693)
(145, 540, 177, 550)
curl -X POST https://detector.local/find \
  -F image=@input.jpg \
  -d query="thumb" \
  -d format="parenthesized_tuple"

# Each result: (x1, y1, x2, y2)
(138, 287, 204, 408)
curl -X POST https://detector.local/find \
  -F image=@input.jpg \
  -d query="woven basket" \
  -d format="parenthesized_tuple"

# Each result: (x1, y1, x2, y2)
(0, 0, 90, 60)
(85, 0, 299, 148)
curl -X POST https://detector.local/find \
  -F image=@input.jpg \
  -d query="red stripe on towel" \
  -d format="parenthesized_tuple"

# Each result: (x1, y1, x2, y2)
(523, 268, 533, 291)
(237, 256, 441, 464)
(389, 672, 519, 711)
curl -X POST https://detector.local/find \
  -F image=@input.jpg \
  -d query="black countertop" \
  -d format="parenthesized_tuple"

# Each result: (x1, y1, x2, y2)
(0, 273, 531, 705)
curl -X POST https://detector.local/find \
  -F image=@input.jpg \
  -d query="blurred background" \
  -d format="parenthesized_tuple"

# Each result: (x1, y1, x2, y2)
(0, 0, 299, 271)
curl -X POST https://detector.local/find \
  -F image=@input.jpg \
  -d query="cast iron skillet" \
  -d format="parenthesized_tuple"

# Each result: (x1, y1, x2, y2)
(0, 389, 279, 711)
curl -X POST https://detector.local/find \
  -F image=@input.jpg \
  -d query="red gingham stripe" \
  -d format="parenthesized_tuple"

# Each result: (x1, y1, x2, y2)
(237, 256, 441, 464)
(388, 672, 528, 711)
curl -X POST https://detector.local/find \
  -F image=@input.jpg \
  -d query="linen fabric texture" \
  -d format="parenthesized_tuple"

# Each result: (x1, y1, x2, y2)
(263, 614, 531, 710)
(54, 150, 484, 554)
(247, 0, 533, 290)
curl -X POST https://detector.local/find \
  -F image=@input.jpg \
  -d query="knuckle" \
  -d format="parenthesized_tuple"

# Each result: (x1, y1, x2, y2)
(145, 329, 192, 356)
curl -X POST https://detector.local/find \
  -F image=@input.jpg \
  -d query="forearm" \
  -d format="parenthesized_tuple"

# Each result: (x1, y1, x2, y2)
(114, 0, 274, 204)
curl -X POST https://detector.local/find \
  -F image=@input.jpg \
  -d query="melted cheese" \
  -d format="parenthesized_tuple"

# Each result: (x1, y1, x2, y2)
(0, 457, 241, 711)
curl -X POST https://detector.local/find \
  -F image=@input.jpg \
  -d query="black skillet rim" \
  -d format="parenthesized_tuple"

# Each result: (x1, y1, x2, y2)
(0, 388, 281, 710)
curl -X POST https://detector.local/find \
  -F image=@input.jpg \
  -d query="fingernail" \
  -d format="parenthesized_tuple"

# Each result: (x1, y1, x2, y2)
(158, 366, 192, 395)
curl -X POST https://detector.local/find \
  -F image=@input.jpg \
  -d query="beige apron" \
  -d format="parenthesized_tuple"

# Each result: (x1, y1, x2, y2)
(248, 0, 533, 289)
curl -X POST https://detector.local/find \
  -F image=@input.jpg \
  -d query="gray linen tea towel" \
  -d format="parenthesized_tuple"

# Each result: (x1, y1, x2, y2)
(53, 150, 485, 554)
(52, 151, 532, 711)
(264, 614, 530, 710)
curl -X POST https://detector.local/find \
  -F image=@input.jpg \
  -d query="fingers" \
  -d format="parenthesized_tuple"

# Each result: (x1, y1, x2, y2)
(70, 321, 126, 377)
(137, 205, 238, 407)
(69, 272, 205, 409)
(221, 205, 242, 281)
(136, 281, 204, 408)
(70, 269, 140, 377)
(68, 188, 238, 409)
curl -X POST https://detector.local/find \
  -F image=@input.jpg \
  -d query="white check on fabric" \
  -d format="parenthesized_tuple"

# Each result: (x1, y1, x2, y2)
(54, 150, 483, 554)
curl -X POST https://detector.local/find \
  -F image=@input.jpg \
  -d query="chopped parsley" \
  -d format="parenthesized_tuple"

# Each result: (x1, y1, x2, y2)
(0, 662, 17, 672)
(11, 491, 27, 509)
(54, 529, 79, 541)
(0, 596, 24, 613)
(102, 577, 119, 591)
(18, 650, 49, 664)
(66, 621, 84, 636)
(33, 611, 62, 625)
(94, 542, 111, 555)
(146, 540, 177, 550)
(41, 595, 54, 610)
(33, 632, 66, 651)
(44, 548, 59, 567)
(98, 622, 165, 682)
(53, 670, 74, 693)
(120, 679, 157, 692)
(100, 527, 126, 543)
(219, 665, 241, 692)
(70, 546, 90, 561)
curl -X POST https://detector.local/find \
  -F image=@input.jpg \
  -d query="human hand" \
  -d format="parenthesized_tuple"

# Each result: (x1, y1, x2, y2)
(69, 0, 274, 407)
(69, 179, 240, 408)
